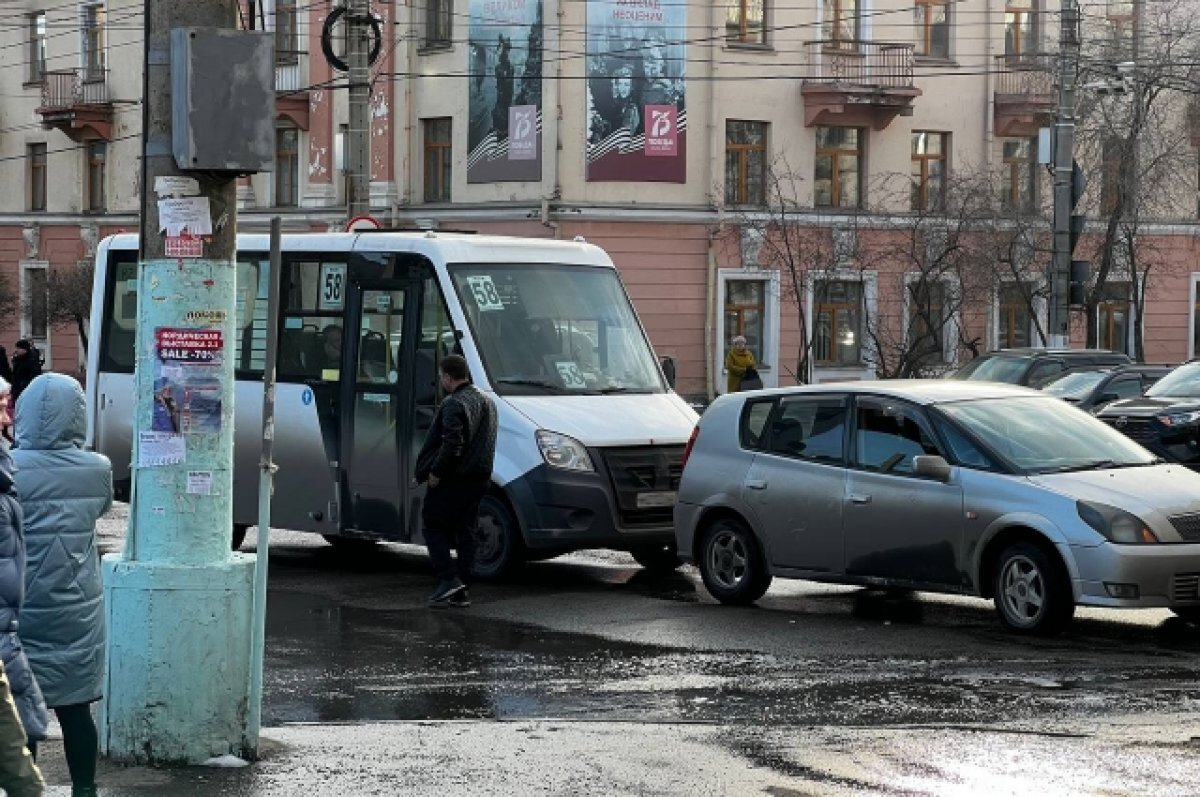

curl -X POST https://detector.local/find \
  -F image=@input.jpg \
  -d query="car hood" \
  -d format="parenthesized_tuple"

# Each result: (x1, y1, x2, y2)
(1097, 396, 1200, 417)
(1030, 464, 1200, 518)
(502, 393, 699, 447)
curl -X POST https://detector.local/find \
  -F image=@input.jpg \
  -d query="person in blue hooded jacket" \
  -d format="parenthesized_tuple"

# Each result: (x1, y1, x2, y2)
(13, 374, 111, 797)
(0, 392, 48, 795)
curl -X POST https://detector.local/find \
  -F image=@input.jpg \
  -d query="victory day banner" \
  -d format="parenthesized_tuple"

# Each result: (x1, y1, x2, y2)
(586, 0, 687, 182)
(468, 0, 544, 183)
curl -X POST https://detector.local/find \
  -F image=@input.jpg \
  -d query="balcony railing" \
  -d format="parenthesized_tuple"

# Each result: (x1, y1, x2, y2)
(805, 40, 915, 88)
(275, 62, 305, 93)
(993, 54, 1055, 95)
(40, 68, 109, 110)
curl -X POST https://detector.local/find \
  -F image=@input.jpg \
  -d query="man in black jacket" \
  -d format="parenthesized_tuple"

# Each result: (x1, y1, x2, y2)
(415, 354, 498, 608)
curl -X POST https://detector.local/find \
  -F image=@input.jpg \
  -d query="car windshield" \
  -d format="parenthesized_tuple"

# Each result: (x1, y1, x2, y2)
(936, 396, 1156, 473)
(949, 355, 1028, 384)
(1042, 370, 1108, 400)
(1146, 363, 1200, 398)
(450, 263, 664, 395)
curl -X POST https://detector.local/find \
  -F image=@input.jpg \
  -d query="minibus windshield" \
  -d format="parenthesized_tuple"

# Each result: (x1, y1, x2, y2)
(450, 263, 665, 395)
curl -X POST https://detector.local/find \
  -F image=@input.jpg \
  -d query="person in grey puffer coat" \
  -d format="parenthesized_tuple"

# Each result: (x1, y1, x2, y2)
(14, 374, 111, 797)
(0, 406, 49, 771)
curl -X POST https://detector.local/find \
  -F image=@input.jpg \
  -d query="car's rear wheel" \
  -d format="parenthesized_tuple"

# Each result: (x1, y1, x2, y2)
(629, 542, 682, 573)
(698, 517, 771, 605)
(993, 541, 1074, 635)
(1171, 607, 1200, 624)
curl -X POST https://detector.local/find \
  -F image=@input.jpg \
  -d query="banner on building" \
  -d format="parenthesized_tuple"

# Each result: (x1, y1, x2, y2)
(586, 0, 687, 182)
(468, 0, 544, 183)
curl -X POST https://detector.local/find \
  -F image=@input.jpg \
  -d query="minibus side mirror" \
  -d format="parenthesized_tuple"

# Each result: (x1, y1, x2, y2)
(660, 355, 677, 389)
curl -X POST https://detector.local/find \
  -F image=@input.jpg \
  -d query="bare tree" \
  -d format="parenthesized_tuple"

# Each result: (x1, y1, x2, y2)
(45, 260, 94, 351)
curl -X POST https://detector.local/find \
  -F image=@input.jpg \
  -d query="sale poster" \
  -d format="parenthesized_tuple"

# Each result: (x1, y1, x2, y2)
(154, 328, 225, 434)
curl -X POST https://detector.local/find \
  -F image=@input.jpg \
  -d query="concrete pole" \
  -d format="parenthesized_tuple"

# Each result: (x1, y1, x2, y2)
(100, 0, 258, 764)
(347, 0, 372, 219)
(1049, 0, 1080, 347)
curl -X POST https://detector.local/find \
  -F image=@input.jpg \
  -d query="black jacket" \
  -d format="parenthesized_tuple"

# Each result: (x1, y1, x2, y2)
(10, 350, 42, 402)
(415, 383, 498, 482)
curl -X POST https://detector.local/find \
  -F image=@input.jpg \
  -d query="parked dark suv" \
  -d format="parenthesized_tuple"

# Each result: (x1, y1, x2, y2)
(1095, 361, 1200, 467)
(1041, 364, 1173, 412)
(949, 348, 1133, 388)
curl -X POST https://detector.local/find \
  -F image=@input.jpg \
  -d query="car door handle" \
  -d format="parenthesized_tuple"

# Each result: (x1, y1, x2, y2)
(745, 479, 768, 490)
(848, 493, 872, 504)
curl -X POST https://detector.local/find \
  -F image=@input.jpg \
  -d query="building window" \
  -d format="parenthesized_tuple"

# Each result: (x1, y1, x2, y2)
(86, 141, 107, 213)
(726, 0, 767, 45)
(1101, 137, 1123, 215)
(23, 264, 48, 341)
(908, 280, 948, 367)
(725, 121, 767, 207)
(423, 118, 452, 202)
(815, 127, 862, 209)
(82, 3, 106, 81)
(275, 126, 299, 207)
(28, 13, 46, 84)
(911, 131, 947, 211)
(1098, 283, 1130, 354)
(1004, 0, 1036, 57)
(1001, 138, 1035, 211)
(814, 280, 863, 365)
(998, 283, 1034, 348)
(424, 0, 452, 48)
(1106, 0, 1134, 56)
(275, 0, 298, 65)
(27, 144, 46, 212)
(914, 0, 950, 58)
(823, 0, 859, 44)
(725, 280, 767, 361)
(1192, 278, 1200, 358)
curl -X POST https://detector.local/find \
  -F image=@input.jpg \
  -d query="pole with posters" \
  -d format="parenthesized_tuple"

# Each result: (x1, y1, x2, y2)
(100, 0, 274, 764)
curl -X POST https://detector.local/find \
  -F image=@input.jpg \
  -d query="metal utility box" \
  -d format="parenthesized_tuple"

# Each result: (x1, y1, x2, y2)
(171, 28, 275, 173)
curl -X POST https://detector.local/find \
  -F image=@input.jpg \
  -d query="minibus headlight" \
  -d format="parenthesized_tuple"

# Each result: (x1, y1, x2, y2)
(536, 431, 594, 472)
(1077, 501, 1159, 544)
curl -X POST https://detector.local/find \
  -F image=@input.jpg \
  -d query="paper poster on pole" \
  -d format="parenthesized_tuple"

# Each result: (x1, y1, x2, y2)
(186, 471, 214, 495)
(154, 328, 225, 435)
(157, 196, 214, 237)
(139, 431, 186, 467)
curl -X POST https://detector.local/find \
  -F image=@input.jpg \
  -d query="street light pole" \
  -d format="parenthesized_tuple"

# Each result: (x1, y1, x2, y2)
(1050, 0, 1082, 347)
(347, 0, 372, 219)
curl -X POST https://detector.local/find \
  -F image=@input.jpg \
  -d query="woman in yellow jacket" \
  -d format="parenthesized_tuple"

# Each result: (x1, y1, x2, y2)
(725, 336, 757, 394)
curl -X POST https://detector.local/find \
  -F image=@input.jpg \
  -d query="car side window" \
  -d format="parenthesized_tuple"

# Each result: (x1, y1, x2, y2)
(739, 399, 776, 450)
(1109, 377, 1142, 400)
(765, 396, 847, 464)
(853, 398, 942, 475)
(1026, 360, 1065, 387)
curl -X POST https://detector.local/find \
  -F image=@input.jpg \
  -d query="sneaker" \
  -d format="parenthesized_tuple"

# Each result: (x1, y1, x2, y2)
(447, 589, 470, 608)
(426, 579, 466, 607)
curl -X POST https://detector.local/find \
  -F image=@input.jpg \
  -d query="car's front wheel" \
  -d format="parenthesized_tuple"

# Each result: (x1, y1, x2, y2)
(993, 541, 1074, 635)
(472, 493, 525, 580)
(698, 517, 771, 605)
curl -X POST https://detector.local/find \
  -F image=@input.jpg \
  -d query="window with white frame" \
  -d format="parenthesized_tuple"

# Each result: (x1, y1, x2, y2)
(274, 0, 298, 65)
(1098, 281, 1131, 354)
(814, 279, 864, 366)
(724, 279, 768, 362)
(905, 276, 958, 369)
(28, 12, 46, 84)
(21, 262, 49, 345)
(82, 3, 106, 81)
(997, 282, 1036, 348)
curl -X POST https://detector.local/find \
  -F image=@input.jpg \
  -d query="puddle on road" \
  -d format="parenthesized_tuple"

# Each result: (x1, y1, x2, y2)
(263, 589, 1200, 730)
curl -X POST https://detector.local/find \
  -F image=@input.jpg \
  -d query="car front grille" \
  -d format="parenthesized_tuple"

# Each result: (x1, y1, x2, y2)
(1169, 513, 1200, 542)
(601, 445, 684, 527)
(1102, 416, 1158, 446)
(1172, 574, 1200, 602)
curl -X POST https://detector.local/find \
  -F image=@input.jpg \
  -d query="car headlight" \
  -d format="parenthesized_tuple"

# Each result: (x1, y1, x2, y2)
(536, 430, 594, 472)
(1077, 501, 1159, 544)
(1157, 410, 1200, 427)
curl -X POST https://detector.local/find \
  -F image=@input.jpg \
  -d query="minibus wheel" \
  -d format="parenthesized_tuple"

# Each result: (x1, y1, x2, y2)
(232, 524, 249, 551)
(630, 543, 682, 572)
(473, 493, 525, 580)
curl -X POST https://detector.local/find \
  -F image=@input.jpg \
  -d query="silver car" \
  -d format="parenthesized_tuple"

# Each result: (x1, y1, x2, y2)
(675, 381, 1200, 634)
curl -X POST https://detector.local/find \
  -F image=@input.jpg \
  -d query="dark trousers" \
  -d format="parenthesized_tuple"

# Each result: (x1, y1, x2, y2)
(422, 475, 489, 584)
(28, 702, 97, 788)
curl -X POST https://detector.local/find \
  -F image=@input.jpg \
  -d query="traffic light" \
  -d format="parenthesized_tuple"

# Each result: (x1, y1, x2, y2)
(1068, 161, 1089, 307)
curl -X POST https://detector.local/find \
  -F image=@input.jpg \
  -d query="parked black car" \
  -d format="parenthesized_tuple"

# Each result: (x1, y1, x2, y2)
(1095, 361, 1200, 467)
(1041, 364, 1173, 412)
(949, 348, 1133, 387)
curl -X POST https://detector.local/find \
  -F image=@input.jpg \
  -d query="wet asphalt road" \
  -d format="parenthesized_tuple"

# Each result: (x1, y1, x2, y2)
(31, 506, 1200, 795)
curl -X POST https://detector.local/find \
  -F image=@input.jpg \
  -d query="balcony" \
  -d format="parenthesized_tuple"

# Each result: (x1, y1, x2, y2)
(801, 41, 921, 130)
(275, 61, 310, 131)
(993, 54, 1055, 137)
(36, 69, 114, 142)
